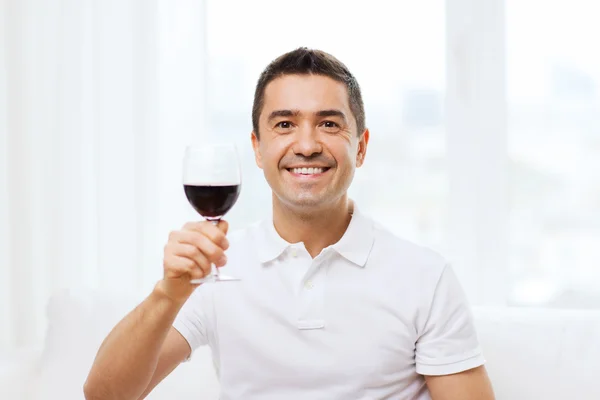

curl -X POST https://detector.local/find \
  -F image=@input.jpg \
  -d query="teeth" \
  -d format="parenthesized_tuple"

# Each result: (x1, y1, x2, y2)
(291, 167, 325, 175)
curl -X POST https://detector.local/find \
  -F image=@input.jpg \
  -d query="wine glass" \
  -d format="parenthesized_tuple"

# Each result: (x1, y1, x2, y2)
(183, 143, 241, 283)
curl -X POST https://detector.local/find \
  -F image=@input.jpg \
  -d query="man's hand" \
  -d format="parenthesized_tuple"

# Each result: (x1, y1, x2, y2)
(158, 220, 229, 303)
(425, 365, 495, 400)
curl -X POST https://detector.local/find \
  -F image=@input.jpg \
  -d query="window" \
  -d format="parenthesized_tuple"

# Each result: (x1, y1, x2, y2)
(507, 0, 600, 307)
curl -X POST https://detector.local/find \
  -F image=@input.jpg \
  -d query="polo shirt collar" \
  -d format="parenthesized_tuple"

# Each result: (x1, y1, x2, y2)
(256, 204, 375, 267)
(330, 205, 375, 267)
(255, 216, 290, 264)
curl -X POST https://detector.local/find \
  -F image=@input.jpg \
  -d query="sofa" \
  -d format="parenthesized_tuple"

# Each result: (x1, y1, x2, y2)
(1, 288, 599, 399)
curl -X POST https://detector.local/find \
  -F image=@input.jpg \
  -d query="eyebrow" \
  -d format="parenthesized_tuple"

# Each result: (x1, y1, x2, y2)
(315, 109, 348, 122)
(267, 109, 348, 122)
(267, 109, 300, 122)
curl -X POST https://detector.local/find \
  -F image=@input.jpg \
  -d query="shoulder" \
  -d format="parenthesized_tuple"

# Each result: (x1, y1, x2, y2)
(368, 217, 448, 282)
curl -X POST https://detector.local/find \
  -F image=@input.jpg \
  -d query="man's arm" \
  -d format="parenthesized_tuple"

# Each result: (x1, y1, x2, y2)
(425, 365, 495, 400)
(83, 285, 190, 400)
(84, 220, 227, 399)
(137, 327, 192, 400)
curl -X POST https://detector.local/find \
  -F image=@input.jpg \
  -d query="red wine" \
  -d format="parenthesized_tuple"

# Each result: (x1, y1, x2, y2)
(184, 184, 240, 220)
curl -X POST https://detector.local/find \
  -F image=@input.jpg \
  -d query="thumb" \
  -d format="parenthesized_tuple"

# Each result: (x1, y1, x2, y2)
(217, 219, 229, 235)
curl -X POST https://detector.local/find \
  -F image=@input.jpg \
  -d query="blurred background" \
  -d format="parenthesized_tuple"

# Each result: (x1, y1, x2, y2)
(1, 0, 599, 352)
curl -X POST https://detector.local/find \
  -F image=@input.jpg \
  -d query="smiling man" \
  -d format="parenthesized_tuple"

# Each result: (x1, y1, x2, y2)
(84, 48, 495, 400)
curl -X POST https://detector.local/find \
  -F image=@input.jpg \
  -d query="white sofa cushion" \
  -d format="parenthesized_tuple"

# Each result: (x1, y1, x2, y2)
(0, 349, 41, 400)
(33, 288, 219, 400)
(472, 306, 600, 400)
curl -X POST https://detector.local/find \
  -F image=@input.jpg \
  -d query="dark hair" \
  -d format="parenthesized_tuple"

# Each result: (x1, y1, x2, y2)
(252, 47, 366, 138)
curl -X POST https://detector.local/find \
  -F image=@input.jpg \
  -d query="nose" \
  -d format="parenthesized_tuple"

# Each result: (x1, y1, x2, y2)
(292, 126, 322, 157)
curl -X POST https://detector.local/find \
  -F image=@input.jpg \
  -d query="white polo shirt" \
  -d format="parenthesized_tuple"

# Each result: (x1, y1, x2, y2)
(173, 206, 485, 399)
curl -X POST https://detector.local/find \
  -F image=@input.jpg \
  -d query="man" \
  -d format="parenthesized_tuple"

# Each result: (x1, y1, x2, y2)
(84, 48, 495, 399)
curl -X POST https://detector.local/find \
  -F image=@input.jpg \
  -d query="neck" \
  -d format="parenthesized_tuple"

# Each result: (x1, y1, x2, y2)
(272, 195, 353, 258)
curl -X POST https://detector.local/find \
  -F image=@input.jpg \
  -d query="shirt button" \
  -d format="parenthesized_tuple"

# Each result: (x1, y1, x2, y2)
(291, 248, 297, 257)
(304, 281, 314, 290)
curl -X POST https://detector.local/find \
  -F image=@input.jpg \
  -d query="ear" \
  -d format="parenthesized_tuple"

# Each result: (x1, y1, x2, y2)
(251, 131, 263, 169)
(356, 129, 370, 168)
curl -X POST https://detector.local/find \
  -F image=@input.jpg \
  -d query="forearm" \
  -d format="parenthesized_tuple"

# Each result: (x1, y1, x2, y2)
(84, 284, 185, 400)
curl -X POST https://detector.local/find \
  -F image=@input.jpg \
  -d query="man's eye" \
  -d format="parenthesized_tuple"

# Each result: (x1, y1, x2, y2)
(322, 121, 340, 129)
(276, 121, 292, 129)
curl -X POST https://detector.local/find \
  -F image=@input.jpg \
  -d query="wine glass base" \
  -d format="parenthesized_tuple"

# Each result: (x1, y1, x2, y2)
(190, 274, 240, 284)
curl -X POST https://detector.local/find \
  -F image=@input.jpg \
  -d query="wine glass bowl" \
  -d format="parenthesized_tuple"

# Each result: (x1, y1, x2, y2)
(182, 144, 241, 283)
(183, 183, 241, 222)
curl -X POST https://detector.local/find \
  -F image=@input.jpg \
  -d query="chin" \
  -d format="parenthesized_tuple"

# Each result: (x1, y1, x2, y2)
(282, 193, 338, 211)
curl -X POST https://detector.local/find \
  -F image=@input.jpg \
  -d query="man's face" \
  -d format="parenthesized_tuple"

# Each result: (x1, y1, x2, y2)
(252, 74, 369, 211)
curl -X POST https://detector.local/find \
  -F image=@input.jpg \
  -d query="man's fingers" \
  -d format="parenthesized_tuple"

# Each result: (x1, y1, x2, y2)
(187, 266, 206, 282)
(199, 223, 229, 250)
(172, 230, 226, 263)
(163, 254, 195, 275)
(164, 245, 212, 277)
(194, 234, 226, 263)
(172, 243, 212, 274)
(181, 221, 229, 250)
(216, 220, 229, 235)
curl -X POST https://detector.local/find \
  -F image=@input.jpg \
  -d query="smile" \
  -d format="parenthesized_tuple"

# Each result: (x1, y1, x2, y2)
(286, 167, 330, 175)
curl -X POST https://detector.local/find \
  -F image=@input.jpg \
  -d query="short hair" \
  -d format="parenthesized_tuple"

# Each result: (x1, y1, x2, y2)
(252, 47, 366, 138)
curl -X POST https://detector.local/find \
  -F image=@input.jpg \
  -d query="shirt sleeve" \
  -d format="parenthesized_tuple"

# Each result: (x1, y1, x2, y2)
(172, 286, 211, 361)
(415, 264, 486, 376)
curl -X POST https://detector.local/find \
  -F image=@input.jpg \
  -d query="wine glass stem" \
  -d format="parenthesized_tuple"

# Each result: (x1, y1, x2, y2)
(210, 219, 221, 279)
